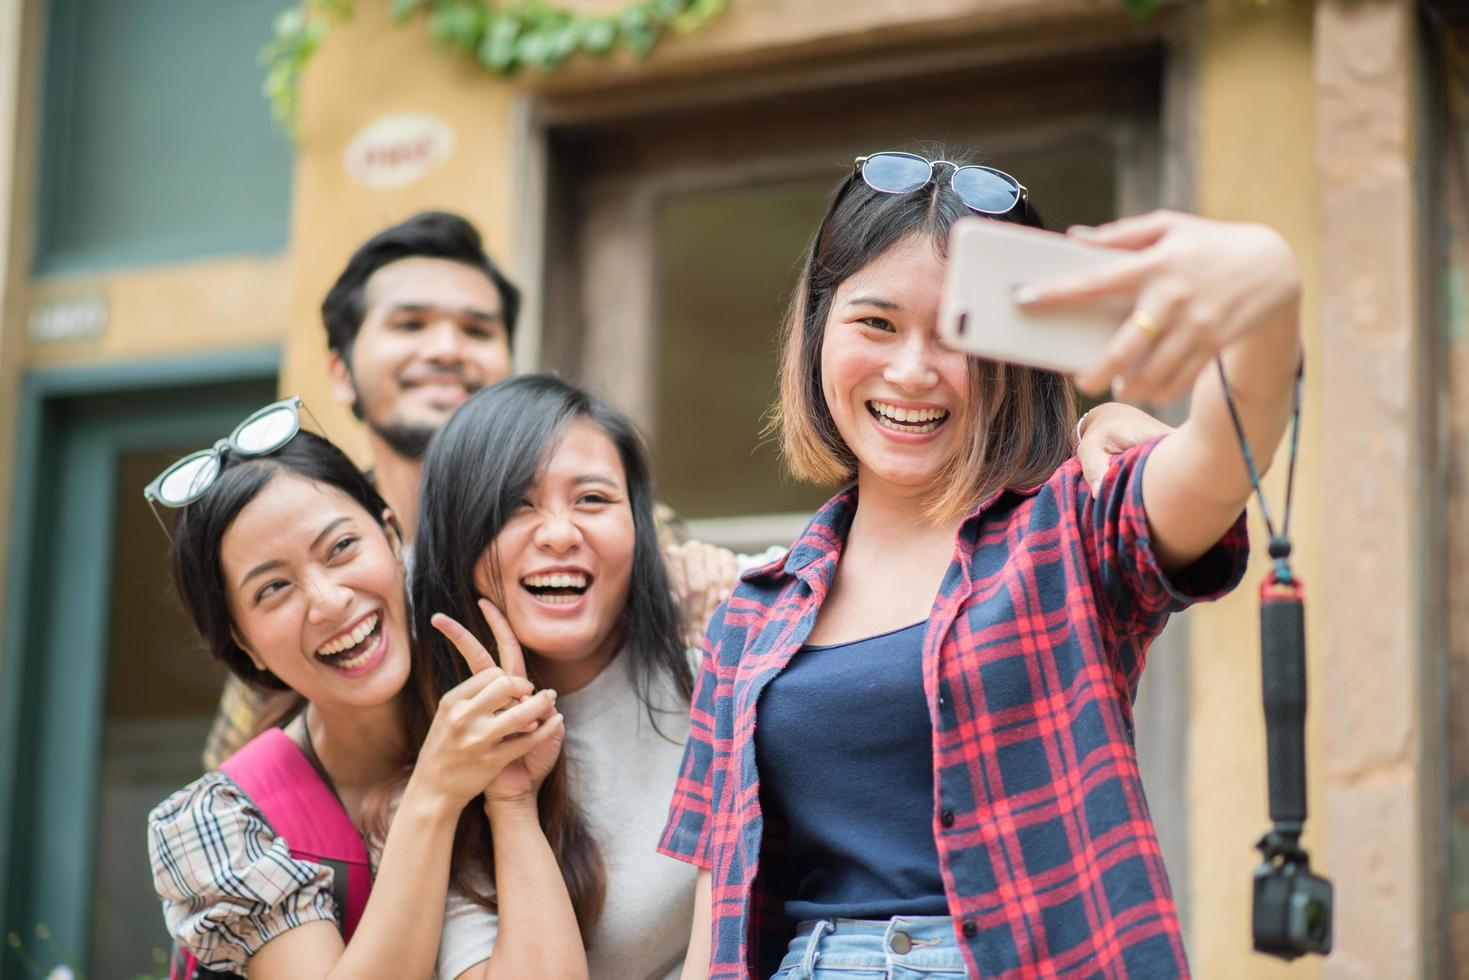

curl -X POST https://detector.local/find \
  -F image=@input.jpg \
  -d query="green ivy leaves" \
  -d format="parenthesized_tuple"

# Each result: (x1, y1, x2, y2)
(414, 0, 729, 71)
(258, 4, 335, 129)
(260, 0, 729, 131)
(1121, 0, 1165, 20)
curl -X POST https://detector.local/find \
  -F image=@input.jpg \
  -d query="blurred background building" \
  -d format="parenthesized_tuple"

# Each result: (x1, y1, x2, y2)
(0, 0, 1454, 976)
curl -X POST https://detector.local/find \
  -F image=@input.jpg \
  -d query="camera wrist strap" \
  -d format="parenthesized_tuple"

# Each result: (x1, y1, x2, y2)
(1214, 355, 1303, 577)
(1217, 356, 1333, 960)
(1214, 354, 1308, 851)
(1216, 357, 1310, 846)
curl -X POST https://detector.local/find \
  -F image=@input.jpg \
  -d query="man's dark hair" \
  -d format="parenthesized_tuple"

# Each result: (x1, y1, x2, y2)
(320, 210, 522, 362)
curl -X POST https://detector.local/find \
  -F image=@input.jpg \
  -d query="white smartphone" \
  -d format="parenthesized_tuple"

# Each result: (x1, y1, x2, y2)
(937, 218, 1132, 375)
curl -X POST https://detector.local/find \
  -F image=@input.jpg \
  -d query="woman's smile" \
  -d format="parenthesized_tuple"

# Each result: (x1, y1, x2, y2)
(219, 473, 410, 707)
(312, 609, 390, 676)
(864, 399, 952, 438)
(477, 418, 636, 692)
(820, 232, 969, 495)
(519, 566, 594, 611)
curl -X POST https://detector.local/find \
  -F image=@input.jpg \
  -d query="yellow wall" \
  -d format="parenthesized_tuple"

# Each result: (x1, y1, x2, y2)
(280, 0, 520, 464)
(24, 256, 291, 369)
(1188, 2, 1323, 977)
(0, 0, 32, 651)
(1313, 2, 1429, 974)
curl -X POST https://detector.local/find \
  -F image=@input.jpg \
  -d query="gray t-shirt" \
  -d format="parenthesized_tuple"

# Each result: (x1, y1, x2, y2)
(436, 650, 696, 980)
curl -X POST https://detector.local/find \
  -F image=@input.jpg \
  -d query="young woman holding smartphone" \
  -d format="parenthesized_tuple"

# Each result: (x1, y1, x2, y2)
(403, 369, 1172, 980)
(662, 147, 1300, 978)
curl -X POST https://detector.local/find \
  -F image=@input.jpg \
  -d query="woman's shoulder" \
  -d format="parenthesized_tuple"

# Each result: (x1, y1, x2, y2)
(148, 768, 336, 972)
(147, 728, 308, 841)
(731, 487, 858, 586)
(147, 766, 328, 895)
(148, 768, 256, 840)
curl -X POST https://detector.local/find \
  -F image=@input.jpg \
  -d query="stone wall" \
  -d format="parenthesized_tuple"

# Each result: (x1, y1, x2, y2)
(1316, 2, 1429, 977)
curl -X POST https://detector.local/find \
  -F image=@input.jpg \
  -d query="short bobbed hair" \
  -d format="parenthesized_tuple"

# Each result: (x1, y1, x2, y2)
(774, 145, 1077, 521)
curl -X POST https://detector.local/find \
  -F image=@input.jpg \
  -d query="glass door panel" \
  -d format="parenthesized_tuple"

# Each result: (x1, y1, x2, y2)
(86, 450, 232, 975)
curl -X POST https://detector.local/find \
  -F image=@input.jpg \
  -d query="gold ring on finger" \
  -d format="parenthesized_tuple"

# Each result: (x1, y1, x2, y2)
(1129, 309, 1163, 342)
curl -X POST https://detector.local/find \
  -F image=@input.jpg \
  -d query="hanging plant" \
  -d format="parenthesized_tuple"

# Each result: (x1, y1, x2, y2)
(259, 0, 729, 130)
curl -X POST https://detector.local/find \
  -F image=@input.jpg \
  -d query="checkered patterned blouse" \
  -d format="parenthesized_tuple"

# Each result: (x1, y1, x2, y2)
(659, 438, 1248, 979)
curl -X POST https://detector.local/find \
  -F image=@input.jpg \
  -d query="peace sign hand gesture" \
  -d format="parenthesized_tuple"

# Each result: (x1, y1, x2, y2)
(469, 598, 566, 804)
(418, 605, 563, 810)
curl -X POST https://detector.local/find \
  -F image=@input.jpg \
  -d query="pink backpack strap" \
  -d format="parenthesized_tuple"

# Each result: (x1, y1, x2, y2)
(220, 729, 372, 940)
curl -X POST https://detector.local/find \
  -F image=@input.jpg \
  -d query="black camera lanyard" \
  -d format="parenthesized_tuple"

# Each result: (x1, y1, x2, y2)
(1216, 355, 1333, 958)
(1216, 355, 1305, 825)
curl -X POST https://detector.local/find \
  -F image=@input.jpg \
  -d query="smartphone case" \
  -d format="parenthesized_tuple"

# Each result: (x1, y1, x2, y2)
(938, 218, 1132, 375)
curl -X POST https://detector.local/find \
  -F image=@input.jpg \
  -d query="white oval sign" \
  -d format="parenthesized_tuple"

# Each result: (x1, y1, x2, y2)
(343, 113, 456, 189)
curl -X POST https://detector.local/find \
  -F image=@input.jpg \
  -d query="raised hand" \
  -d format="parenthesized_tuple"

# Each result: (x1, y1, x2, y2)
(409, 611, 562, 811)
(1017, 210, 1301, 404)
(1075, 402, 1175, 498)
(476, 597, 566, 803)
(664, 540, 740, 646)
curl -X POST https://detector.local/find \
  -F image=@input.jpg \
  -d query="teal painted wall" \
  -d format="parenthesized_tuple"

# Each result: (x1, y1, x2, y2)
(0, 351, 279, 975)
(34, 0, 293, 274)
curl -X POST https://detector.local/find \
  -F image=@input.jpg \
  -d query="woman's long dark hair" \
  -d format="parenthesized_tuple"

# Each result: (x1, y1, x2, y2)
(406, 373, 690, 936)
(168, 430, 393, 734)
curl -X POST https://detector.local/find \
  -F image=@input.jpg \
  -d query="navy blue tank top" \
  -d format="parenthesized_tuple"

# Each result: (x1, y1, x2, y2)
(754, 621, 949, 924)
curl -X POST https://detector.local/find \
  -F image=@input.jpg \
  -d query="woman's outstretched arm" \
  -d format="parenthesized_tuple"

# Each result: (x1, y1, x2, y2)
(1020, 211, 1302, 570)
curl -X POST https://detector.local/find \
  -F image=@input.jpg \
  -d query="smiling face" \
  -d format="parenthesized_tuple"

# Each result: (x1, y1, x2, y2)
(473, 418, 635, 693)
(820, 231, 971, 499)
(328, 256, 513, 458)
(219, 473, 411, 709)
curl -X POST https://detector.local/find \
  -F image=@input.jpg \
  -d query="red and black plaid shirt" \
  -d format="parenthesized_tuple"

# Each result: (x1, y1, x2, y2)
(659, 438, 1248, 978)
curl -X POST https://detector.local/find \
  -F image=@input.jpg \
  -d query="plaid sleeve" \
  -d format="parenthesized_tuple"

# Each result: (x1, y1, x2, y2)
(657, 619, 722, 869)
(1086, 434, 1249, 642)
(148, 772, 337, 972)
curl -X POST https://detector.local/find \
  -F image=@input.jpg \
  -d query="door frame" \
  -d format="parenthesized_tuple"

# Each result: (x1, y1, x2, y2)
(511, 15, 1205, 939)
(0, 347, 279, 972)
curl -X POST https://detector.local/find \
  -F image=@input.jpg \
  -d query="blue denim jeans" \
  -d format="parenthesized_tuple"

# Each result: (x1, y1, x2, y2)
(769, 917, 967, 979)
